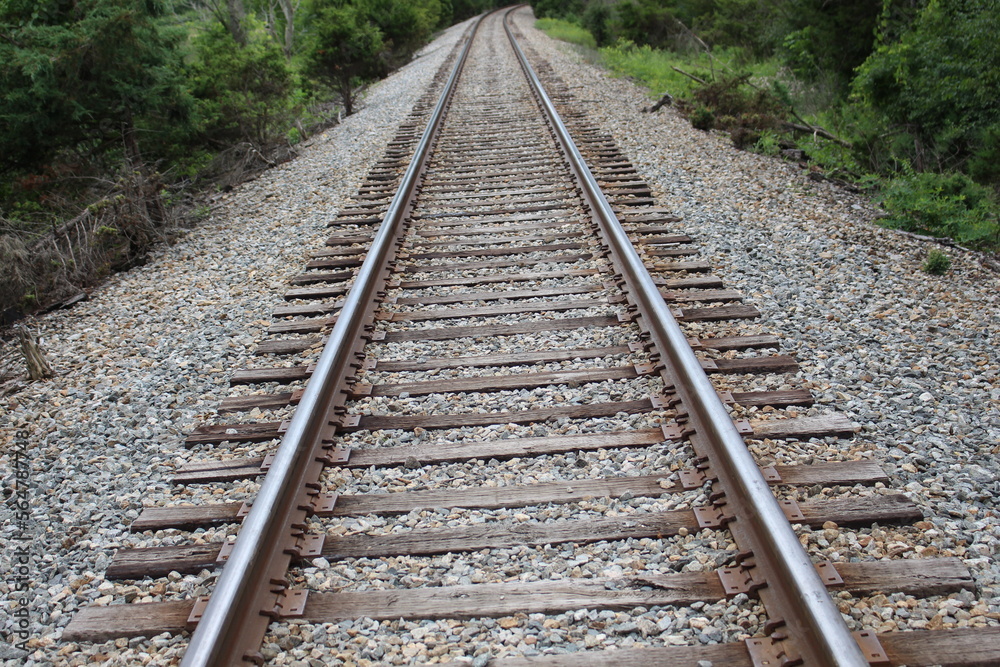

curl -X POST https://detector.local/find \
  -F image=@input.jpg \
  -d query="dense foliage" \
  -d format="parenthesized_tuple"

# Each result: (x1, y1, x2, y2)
(0, 0, 192, 172)
(0, 0, 500, 315)
(189, 22, 293, 148)
(302, 3, 384, 116)
(852, 0, 1000, 181)
(531, 0, 1000, 250)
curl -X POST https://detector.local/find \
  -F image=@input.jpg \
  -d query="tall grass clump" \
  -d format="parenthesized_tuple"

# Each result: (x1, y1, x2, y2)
(535, 18, 597, 49)
(600, 41, 779, 101)
(600, 41, 698, 97)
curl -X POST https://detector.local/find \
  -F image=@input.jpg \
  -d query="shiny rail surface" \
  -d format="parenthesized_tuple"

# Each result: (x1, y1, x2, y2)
(179, 16, 486, 667)
(502, 11, 867, 666)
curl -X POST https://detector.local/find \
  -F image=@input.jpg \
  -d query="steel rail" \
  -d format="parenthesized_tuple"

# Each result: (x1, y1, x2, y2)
(181, 15, 485, 667)
(503, 9, 868, 666)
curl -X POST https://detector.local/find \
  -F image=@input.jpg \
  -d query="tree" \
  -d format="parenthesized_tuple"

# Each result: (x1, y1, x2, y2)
(357, 0, 441, 70)
(189, 22, 293, 146)
(582, 1, 614, 47)
(531, 0, 585, 20)
(302, 3, 383, 115)
(450, 0, 502, 23)
(778, 0, 882, 85)
(614, 0, 678, 50)
(0, 0, 191, 173)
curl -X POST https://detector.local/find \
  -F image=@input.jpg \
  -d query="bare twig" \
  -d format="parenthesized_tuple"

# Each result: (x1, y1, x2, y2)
(672, 66, 707, 85)
(250, 145, 278, 168)
(673, 18, 711, 53)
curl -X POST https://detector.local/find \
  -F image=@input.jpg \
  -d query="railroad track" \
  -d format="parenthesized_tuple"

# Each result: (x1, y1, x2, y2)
(63, 8, 1000, 666)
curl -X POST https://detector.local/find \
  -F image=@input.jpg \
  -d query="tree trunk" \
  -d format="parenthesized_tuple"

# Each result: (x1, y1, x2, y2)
(226, 0, 247, 46)
(339, 77, 354, 116)
(277, 0, 295, 57)
(18, 327, 53, 380)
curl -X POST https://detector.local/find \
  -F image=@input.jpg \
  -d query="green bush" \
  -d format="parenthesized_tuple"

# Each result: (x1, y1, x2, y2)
(878, 172, 999, 248)
(189, 24, 294, 148)
(781, 26, 818, 78)
(690, 106, 714, 131)
(0, 0, 192, 173)
(922, 249, 951, 275)
(776, 1, 880, 86)
(581, 2, 614, 47)
(531, 0, 585, 21)
(966, 122, 1000, 189)
(359, 0, 441, 71)
(852, 0, 1000, 177)
(614, 0, 678, 51)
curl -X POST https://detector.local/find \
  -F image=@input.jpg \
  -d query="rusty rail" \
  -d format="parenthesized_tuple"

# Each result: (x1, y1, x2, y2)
(502, 8, 868, 666)
(180, 15, 485, 667)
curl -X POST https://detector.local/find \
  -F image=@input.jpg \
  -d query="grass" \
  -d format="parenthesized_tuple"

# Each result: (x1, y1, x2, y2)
(534, 18, 596, 50)
(600, 40, 780, 101)
(600, 42, 696, 98)
(535, 18, 780, 102)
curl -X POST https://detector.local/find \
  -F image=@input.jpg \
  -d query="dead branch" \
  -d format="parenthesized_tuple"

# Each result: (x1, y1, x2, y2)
(783, 121, 852, 148)
(643, 92, 675, 113)
(672, 67, 707, 85)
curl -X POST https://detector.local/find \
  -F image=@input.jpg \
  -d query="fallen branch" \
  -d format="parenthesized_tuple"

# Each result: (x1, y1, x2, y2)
(892, 229, 954, 245)
(642, 92, 674, 113)
(672, 66, 707, 85)
(783, 121, 852, 148)
(659, 18, 853, 151)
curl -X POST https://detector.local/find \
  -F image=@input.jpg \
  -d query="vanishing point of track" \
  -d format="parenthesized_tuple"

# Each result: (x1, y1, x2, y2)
(64, 8, 1000, 666)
